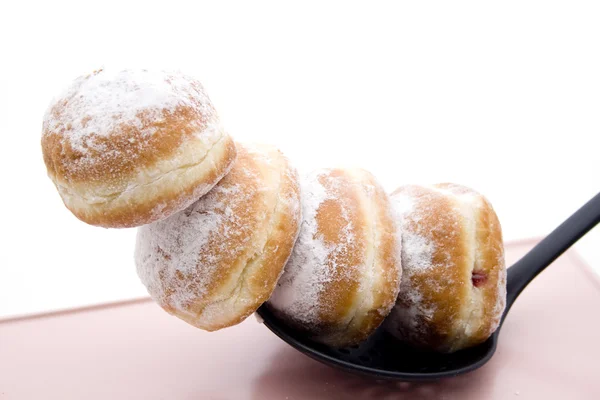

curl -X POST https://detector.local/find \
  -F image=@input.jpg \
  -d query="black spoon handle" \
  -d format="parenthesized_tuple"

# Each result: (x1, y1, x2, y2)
(504, 191, 600, 319)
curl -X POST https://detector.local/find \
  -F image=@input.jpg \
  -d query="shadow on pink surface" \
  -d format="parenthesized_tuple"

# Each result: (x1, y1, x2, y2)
(251, 345, 498, 399)
(0, 241, 599, 399)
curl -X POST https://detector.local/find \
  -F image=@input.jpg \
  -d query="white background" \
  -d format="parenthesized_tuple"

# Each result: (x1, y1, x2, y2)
(0, 0, 598, 318)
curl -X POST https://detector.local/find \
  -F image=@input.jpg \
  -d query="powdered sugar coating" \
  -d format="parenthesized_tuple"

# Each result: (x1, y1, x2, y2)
(386, 184, 507, 352)
(135, 179, 250, 311)
(268, 168, 401, 347)
(493, 252, 508, 320)
(40, 68, 237, 228)
(387, 190, 438, 338)
(268, 170, 342, 324)
(44, 68, 216, 151)
(42, 68, 220, 181)
(429, 184, 507, 331)
(135, 143, 302, 330)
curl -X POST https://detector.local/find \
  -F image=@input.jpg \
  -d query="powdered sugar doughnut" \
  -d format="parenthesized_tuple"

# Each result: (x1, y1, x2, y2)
(385, 183, 507, 353)
(268, 168, 402, 347)
(41, 68, 236, 228)
(135, 143, 301, 331)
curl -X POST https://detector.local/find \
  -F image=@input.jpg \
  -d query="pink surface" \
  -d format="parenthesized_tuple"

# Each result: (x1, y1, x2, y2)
(1, 240, 600, 399)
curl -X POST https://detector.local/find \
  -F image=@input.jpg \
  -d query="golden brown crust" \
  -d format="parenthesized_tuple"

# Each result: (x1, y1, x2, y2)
(316, 170, 364, 329)
(268, 168, 402, 347)
(135, 143, 302, 331)
(386, 183, 506, 352)
(226, 171, 302, 328)
(435, 183, 506, 349)
(64, 137, 236, 228)
(42, 70, 215, 184)
(351, 170, 402, 342)
(392, 185, 464, 348)
(469, 192, 506, 344)
(41, 69, 237, 228)
(42, 105, 212, 184)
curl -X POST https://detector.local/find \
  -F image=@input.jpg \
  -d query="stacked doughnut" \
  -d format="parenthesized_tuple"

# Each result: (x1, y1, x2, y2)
(41, 68, 507, 352)
(384, 184, 506, 352)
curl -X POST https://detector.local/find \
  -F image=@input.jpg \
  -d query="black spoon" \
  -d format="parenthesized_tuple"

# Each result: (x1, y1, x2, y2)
(256, 191, 600, 381)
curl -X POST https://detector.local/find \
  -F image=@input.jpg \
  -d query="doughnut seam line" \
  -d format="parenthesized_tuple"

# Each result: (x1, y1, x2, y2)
(450, 194, 480, 351)
(56, 130, 225, 205)
(340, 172, 378, 338)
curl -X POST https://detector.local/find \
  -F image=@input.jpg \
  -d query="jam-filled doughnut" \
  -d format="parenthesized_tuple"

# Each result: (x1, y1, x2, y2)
(385, 183, 507, 353)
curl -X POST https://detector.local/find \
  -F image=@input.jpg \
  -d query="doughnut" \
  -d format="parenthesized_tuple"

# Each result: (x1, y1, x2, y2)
(268, 168, 402, 347)
(385, 183, 507, 353)
(41, 68, 236, 228)
(135, 143, 301, 331)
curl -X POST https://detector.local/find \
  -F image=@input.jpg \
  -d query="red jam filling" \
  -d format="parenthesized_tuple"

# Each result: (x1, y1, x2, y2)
(471, 271, 488, 287)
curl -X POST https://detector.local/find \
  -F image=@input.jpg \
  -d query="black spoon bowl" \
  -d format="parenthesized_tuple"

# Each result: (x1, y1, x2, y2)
(256, 192, 600, 381)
